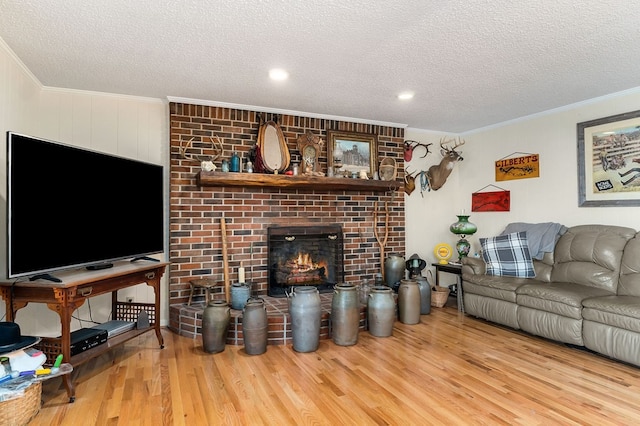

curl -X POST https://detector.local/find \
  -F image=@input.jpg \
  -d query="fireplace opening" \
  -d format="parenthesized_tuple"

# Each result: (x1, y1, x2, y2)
(267, 225, 344, 297)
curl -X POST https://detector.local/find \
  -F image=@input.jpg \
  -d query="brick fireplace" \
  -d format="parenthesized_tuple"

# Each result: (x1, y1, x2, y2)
(168, 103, 405, 341)
(267, 225, 344, 297)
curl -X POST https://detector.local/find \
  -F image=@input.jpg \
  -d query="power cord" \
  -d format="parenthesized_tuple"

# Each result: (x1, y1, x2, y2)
(71, 298, 102, 328)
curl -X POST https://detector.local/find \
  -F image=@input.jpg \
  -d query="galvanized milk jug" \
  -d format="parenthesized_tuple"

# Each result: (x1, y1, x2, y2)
(243, 297, 268, 355)
(201, 300, 230, 353)
(415, 276, 431, 315)
(384, 253, 405, 288)
(231, 282, 251, 310)
(398, 279, 421, 325)
(367, 286, 395, 337)
(288, 286, 322, 352)
(331, 283, 359, 346)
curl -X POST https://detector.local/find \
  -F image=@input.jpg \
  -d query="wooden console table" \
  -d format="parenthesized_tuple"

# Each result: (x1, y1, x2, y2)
(0, 260, 168, 402)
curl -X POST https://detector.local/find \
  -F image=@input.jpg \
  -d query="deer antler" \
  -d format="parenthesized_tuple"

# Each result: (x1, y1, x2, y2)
(404, 140, 433, 158)
(208, 136, 224, 162)
(179, 136, 224, 163)
(440, 137, 465, 152)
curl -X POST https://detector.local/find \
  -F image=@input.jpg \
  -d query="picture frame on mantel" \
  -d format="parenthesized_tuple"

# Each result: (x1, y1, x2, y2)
(577, 109, 640, 207)
(327, 131, 378, 177)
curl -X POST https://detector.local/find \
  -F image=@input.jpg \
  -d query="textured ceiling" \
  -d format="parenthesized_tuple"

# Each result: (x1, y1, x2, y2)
(1, 0, 639, 133)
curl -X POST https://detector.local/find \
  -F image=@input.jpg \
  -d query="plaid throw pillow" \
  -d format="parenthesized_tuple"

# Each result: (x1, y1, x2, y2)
(480, 232, 535, 278)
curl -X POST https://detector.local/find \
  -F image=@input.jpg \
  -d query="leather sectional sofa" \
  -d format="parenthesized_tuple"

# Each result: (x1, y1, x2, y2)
(461, 224, 640, 367)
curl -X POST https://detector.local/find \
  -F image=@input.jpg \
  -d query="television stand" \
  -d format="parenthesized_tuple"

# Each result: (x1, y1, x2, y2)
(0, 260, 168, 403)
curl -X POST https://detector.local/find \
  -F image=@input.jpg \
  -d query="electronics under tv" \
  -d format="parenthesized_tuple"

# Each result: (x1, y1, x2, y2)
(91, 320, 136, 338)
(68, 328, 108, 356)
(6, 132, 164, 281)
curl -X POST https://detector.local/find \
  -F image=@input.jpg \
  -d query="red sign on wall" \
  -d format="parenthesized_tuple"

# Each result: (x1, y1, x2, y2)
(472, 190, 510, 212)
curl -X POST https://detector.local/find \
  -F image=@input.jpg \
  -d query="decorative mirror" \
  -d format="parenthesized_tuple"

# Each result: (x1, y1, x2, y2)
(257, 120, 290, 173)
(296, 131, 322, 173)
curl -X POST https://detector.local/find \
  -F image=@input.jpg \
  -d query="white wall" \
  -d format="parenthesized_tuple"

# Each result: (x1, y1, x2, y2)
(0, 38, 169, 336)
(406, 89, 640, 286)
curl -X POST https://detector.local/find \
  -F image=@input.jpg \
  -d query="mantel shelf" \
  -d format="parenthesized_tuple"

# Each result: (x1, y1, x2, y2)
(196, 171, 401, 192)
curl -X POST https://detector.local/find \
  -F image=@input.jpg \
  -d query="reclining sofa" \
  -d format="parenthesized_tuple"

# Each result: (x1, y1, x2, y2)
(461, 224, 640, 367)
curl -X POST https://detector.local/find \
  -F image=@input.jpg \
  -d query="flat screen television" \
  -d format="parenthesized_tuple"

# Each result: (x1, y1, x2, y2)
(6, 132, 164, 281)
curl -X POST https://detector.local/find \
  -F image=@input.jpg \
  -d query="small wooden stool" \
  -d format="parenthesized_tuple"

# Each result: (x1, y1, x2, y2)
(188, 278, 217, 306)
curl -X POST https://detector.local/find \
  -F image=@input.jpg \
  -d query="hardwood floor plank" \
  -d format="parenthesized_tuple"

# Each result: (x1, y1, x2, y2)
(28, 307, 640, 425)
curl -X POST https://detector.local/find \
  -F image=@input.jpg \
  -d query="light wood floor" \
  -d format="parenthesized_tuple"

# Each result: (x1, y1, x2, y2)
(30, 306, 640, 425)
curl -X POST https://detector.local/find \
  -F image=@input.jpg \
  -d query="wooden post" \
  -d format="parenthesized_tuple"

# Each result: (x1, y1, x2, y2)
(220, 216, 231, 303)
(374, 201, 389, 280)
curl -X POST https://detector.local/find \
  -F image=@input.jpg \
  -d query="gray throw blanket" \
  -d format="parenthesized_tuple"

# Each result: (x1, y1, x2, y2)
(500, 222, 568, 260)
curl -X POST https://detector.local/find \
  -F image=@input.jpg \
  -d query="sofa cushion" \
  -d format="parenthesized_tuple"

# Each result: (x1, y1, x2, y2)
(583, 320, 640, 367)
(464, 293, 520, 329)
(551, 225, 635, 292)
(462, 275, 536, 303)
(517, 306, 584, 345)
(582, 295, 640, 332)
(516, 282, 611, 319)
(480, 232, 535, 278)
(618, 233, 640, 297)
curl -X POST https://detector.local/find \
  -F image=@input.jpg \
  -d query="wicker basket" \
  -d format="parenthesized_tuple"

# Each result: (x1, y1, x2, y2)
(0, 380, 42, 426)
(431, 285, 450, 308)
(378, 157, 397, 181)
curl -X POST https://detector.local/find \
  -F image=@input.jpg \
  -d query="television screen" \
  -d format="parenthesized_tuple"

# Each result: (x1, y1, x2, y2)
(6, 132, 164, 279)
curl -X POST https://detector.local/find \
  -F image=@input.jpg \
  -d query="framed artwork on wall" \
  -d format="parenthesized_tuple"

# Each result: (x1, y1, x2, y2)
(578, 110, 640, 207)
(327, 131, 378, 177)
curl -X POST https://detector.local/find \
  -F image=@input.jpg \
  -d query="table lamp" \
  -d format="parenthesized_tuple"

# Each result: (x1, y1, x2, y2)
(450, 211, 477, 262)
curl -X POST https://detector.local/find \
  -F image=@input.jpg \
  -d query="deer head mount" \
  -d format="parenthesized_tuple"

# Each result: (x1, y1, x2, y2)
(425, 137, 465, 191)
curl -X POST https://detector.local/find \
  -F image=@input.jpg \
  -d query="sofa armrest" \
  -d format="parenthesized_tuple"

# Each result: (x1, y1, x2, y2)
(461, 256, 486, 275)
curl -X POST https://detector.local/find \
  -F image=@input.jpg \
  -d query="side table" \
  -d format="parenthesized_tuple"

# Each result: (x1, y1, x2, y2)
(432, 262, 464, 313)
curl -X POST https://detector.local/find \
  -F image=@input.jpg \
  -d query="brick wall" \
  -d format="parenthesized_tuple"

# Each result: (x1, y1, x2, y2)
(169, 103, 405, 312)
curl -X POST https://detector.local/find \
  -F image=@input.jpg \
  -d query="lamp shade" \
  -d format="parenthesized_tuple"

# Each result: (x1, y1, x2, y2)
(449, 215, 477, 236)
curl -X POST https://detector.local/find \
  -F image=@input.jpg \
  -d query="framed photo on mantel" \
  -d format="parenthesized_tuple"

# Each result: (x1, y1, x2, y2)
(327, 131, 378, 178)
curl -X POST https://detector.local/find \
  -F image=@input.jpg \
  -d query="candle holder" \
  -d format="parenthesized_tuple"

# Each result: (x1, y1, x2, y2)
(449, 214, 477, 262)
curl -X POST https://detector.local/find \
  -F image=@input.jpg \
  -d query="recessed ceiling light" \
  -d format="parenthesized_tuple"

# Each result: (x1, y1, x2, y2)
(398, 92, 414, 100)
(269, 68, 289, 81)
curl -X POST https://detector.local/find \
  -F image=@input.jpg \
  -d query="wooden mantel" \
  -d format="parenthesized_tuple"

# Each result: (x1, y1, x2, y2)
(196, 171, 401, 192)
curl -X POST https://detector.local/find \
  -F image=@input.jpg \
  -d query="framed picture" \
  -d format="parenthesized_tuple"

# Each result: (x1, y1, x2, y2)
(578, 110, 640, 207)
(327, 131, 378, 177)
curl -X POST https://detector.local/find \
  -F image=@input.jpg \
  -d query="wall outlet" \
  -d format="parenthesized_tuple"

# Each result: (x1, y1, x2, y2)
(126, 297, 134, 303)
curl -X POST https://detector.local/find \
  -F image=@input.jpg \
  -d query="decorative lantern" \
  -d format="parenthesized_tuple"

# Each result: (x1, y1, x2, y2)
(405, 253, 426, 278)
(449, 213, 477, 262)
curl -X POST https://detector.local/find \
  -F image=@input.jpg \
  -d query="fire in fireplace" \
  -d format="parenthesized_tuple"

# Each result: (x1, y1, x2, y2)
(267, 225, 344, 297)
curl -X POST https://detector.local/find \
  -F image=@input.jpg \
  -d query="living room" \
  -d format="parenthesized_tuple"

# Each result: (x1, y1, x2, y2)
(1, 2, 640, 424)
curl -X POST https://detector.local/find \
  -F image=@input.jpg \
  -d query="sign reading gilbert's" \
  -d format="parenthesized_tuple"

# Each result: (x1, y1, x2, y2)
(495, 154, 539, 181)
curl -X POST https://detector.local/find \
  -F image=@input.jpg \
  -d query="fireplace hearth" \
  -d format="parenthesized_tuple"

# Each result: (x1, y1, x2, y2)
(268, 225, 344, 297)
